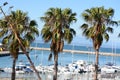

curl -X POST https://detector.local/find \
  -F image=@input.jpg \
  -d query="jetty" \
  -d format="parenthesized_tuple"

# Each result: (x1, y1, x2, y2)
(0, 51, 11, 57)
(30, 47, 120, 57)
(1, 47, 120, 57)
(0, 51, 23, 57)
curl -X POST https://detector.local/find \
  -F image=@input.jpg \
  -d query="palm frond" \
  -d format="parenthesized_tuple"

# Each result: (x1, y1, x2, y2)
(103, 33, 109, 42)
(81, 24, 88, 30)
(70, 28, 76, 36)
(106, 27, 113, 33)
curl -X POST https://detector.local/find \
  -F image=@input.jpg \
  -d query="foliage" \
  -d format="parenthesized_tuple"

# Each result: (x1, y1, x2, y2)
(81, 6, 118, 50)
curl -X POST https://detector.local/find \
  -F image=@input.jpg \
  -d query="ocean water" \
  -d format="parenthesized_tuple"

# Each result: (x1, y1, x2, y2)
(0, 42, 120, 68)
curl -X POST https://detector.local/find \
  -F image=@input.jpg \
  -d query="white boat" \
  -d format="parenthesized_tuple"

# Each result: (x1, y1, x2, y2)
(4, 62, 33, 74)
(85, 64, 95, 72)
(4, 67, 12, 73)
(16, 62, 33, 74)
(101, 66, 117, 73)
(68, 60, 87, 73)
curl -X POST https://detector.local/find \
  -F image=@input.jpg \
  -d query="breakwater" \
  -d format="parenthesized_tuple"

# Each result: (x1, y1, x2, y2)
(1, 47, 120, 57)
(0, 51, 10, 57)
(0, 51, 23, 57)
(30, 47, 120, 57)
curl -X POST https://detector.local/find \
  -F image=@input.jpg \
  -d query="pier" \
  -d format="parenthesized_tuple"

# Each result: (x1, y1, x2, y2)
(30, 47, 120, 57)
(0, 51, 10, 57)
(0, 51, 23, 57)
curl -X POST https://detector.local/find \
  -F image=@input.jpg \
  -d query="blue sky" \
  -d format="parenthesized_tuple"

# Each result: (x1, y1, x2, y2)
(0, 0, 120, 48)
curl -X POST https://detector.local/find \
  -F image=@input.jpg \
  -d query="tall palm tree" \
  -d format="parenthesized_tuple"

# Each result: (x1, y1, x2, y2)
(0, 10, 41, 80)
(80, 6, 118, 80)
(41, 8, 76, 80)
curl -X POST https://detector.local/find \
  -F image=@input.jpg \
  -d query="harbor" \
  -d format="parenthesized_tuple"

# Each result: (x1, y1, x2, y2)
(1, 60, 120, 80)
(0, 44, 120, 80)
(0, 51, 23, 57)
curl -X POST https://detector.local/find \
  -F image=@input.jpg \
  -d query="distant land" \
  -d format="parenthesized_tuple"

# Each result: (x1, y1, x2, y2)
(35, 35, 120, 49)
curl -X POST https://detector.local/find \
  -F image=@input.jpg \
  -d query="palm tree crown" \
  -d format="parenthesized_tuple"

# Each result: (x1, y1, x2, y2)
(81, 6, 117, 50)
(41, 8, 76, 42)
(0, 10, 39, 53)
(41, 8, 76, 53)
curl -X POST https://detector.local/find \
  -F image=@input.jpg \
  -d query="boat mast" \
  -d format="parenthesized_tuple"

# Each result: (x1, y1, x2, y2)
(72, 44, 74, 63)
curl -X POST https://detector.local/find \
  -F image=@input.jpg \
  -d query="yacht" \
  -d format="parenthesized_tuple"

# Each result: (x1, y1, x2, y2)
(101, 63, 117, 73)
(15, 62, 33, 74)
(4, 62, 33, 74)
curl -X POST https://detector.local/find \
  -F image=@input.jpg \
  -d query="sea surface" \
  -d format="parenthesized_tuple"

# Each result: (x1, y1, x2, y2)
(0, 42, 120, 68)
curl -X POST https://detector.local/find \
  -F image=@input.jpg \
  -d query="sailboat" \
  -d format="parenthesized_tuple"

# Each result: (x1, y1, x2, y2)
(101, 40, 120, 74)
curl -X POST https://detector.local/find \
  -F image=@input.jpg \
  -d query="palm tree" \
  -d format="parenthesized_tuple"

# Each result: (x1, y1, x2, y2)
(80, 6, 118, 80)
(0, 19, 20, 80)
(41, 8, 76, 80)
(0, 10, 41, 80)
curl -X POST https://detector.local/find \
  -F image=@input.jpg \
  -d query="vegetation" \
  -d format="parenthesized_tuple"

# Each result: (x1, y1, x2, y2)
(80, 6, 118, 80)
(41, 8, 76, 80)
(0, 10, 41, 80)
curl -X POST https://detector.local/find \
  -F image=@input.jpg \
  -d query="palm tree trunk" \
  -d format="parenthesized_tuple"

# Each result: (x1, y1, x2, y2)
(53, 53, 58, 80)
(25, 52, 41, 80)
(94, 49, 99, 80)
(11, 58, 16, 80)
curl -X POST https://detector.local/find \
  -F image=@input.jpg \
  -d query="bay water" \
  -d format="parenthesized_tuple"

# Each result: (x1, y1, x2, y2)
(0, 42, 120, 68)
